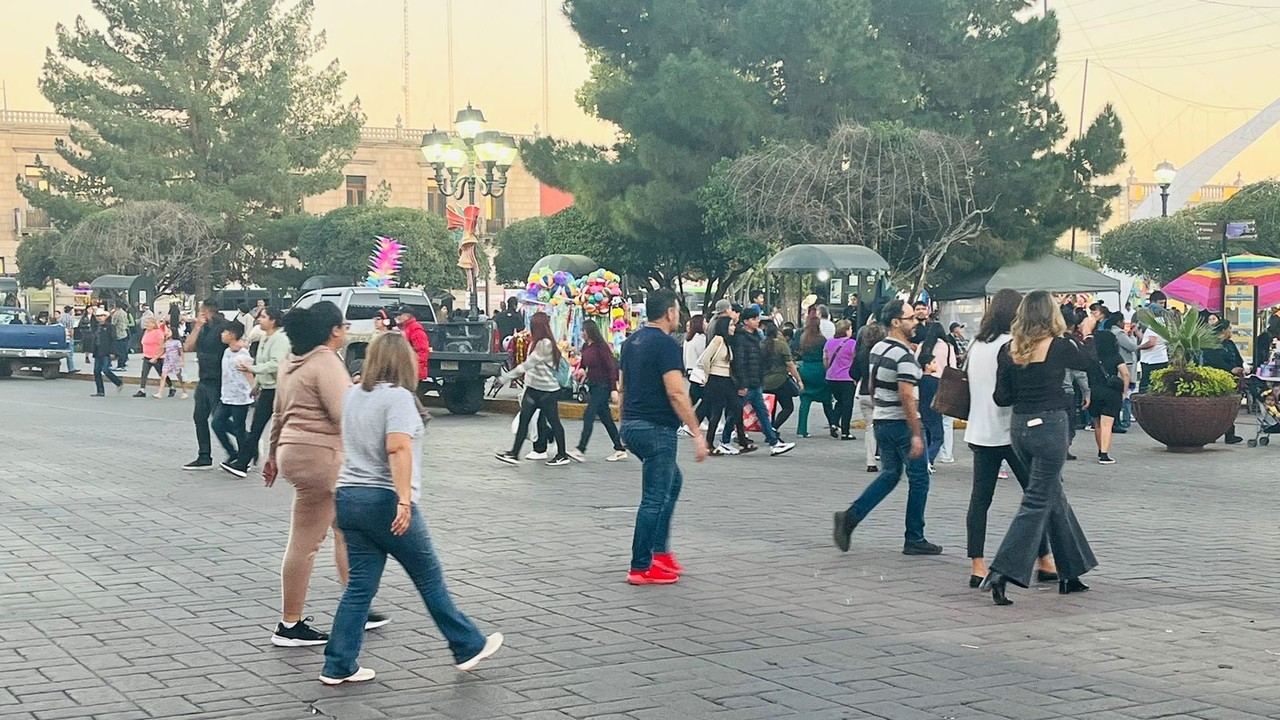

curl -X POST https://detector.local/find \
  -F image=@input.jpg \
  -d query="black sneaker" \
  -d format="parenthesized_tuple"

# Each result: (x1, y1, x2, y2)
(270, 617, 328, 647)
(546, 454, 571, 467)
(182, 458, 214, 471)
(1225, 435, 1244, 445)
(364, 612, 391, 631)
(1066, 452, 1078, 461)
(832, 511, 856, 553)
(495, 451, 520, 465)
(903, 540, 944, 555)
(89, 393, 106, 398)
(1098, 453, 1116, 465)
(132, 390, 147, 398)
(220, 460, 248, 478)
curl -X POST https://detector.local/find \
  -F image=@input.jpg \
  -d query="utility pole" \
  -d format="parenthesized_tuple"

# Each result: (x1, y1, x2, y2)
(542, 0, 550, 133)
(1070, 58, 1089, 260)
(402, 0, 411, 127)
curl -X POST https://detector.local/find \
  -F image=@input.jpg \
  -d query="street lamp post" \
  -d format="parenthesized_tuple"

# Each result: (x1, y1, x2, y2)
(421, 103, 519, 320)
(1154, 160, 1177, 218)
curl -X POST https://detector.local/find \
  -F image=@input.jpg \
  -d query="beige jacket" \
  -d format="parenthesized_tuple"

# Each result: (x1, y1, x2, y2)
(269, 346, 351, 456)
(699, 336, 733, 378)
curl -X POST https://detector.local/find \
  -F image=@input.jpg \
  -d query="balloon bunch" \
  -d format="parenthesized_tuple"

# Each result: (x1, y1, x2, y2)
(576, 269, 628, 336)
(521, 266, 578, 307)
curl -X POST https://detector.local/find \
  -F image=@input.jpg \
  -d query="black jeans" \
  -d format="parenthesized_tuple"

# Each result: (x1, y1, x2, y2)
(236, 389, 275, 466)
(579, 382, 623, 452)
(1140, 361, 1168, 393)
(513, 387, 565, 457)
(829, 380, 856, 436)
(139, 357, 164, 390)
(212, 402, 251, 460)
(114, 337, 129, 368)
(770, 389, 795, 431)
(193, 380, 221, 462)
(967, 444, 1050, 559)
(989, 410, 1097, 587)
(701, 376, 746, 447)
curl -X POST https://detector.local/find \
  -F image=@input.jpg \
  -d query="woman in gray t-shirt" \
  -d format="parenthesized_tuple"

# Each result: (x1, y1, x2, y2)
(319, 333, 503, 685)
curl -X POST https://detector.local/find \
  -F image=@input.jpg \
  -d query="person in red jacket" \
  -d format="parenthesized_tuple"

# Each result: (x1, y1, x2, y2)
(394, 305, 431, 383)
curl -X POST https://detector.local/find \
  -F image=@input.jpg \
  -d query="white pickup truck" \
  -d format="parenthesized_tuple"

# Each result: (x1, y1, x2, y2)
(290, 286, 504, 415)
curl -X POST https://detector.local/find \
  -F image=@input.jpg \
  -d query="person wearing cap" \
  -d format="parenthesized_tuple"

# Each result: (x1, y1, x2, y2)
(723, 308, 795, 456)
(1200, 319, 1245, 445)
(86, 308, 124, 396)
(1137, 290, 1170, 393)
(713, 298, 733, 318)
(394, 305, 431, 387)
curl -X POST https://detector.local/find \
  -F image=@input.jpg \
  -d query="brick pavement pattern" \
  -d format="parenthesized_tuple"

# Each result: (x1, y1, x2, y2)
(1, 376, 1278, 719)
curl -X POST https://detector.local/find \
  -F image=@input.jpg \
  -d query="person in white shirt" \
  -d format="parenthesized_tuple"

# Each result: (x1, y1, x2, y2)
(1137, 291, 1171, 393)
(817, 304, 836, 339)
(682, 314, 708, 413)
(963, 289, 1056, 588)
(212, 320, 254, 473)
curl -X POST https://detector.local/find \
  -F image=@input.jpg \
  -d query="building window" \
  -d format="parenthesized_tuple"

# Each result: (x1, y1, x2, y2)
(1088, 233, 1102, 258)
(24, 166, 49, 192)
(345, 175, 367, 206)
(427, 184, 448, 217)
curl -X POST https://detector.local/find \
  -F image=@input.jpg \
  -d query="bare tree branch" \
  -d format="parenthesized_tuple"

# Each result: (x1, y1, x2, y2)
(724, 123, 987, 290)
(63, 201, 225, 295)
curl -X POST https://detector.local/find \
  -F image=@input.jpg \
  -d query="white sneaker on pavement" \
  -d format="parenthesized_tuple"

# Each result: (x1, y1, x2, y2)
(455, 633, 504, 671)
(716, 443, 740, 456)
(769, 442, 795, 457)
(605, 450, 628, 462)
(567, 449, 586, 462)
(525, 451, 548, 460)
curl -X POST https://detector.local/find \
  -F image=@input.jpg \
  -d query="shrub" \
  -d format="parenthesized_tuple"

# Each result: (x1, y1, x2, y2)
(1147, 365, 1239, 398)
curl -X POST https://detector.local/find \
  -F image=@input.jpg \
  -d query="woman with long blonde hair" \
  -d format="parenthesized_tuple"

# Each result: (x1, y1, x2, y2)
(982, 291, 1096, 606)
(321, 332, 501, 684)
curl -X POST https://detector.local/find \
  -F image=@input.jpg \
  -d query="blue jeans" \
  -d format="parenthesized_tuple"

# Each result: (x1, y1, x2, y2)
(93, 356, 122, 394)
(621, 420, 683, 571)
(322, 487, 486, 678)
(1119, 384, 1135, 428)
(721, 386, 779, 446)
(848, 420, 931, 543)
(114, 337, 129, 368)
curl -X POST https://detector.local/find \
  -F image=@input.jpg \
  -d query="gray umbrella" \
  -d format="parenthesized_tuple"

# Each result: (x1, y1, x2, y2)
(765, 244, 890, 273)
(531, 254, 600, 277)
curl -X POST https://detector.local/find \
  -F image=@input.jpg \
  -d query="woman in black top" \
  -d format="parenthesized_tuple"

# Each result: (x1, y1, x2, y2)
(982, 291, 1098, 605)
(1085, 314, 1129, 465)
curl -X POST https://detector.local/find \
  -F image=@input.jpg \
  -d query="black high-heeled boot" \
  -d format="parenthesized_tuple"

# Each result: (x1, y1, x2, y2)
(1058, 578, 1090, 594)
(979, 573, 1013, 606)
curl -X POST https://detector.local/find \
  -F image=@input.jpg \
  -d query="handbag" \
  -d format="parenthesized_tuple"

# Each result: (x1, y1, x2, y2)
(688, 365, 708, 386)
(554, 358, 572, 390)
(931, 359, 970, 420)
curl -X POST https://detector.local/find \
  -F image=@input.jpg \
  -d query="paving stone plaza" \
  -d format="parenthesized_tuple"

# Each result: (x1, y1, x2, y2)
(2, 376, 1278, 720)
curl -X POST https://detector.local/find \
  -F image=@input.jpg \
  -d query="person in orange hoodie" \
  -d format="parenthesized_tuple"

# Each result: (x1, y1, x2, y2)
(394, 305, 431, 388)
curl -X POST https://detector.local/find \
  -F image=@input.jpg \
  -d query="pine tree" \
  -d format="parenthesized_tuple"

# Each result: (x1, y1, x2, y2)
(18, 0, 363, 290)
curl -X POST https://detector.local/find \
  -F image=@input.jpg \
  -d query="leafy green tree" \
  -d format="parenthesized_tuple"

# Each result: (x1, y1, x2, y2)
(528, 0, 1125, 289)
(296, 205, 469, 291)
(17, 0, 362, 292)
(1187, 181, 1280, 259)
(494, 217, 549, 285)
(14, 233, 64, 289)
(1098, 217, 1206, 284)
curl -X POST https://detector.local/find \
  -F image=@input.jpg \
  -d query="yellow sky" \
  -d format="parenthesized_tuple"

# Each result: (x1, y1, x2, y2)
(3, 0, 1279, 187)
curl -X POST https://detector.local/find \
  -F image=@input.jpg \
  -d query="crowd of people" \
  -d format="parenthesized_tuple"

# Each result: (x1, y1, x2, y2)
(55, 282, 1273, 680)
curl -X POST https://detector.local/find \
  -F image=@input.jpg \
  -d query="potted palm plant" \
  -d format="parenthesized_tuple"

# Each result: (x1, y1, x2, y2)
(1131, 309, 1241, 452)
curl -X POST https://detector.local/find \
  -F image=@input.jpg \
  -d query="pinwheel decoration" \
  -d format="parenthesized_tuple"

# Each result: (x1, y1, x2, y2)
(365, 236, 404, 288)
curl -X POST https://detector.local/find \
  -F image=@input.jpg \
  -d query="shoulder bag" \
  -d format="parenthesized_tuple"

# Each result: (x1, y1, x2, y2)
(931, 345, 970, 420)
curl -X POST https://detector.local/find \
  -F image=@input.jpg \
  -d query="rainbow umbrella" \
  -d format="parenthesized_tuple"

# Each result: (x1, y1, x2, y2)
(1161, 253, 1280, 311)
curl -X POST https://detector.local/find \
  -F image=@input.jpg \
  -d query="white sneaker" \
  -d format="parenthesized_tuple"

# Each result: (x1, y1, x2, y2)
(525, 451, 548, 460)
(699, 420, 709, 431)
(676, 426, 693, 438)
(769, 442, 795, 457)
(318, 666, 376, 685)
(605, 450, 628, 462)
(716, 443, 741, 456)
(567, 449, 586, 463)
(455, 632, 503, 671)
(938, 457, 955, 464)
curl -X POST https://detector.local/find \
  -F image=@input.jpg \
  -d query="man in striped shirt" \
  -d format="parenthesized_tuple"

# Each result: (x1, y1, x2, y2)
(833, 299, 942, 556)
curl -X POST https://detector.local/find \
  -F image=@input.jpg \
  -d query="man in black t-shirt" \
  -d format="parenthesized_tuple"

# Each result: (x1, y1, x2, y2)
(495, 297, 524, 341)
(618, 289, 708, 586)
(182, 299, 229, 470)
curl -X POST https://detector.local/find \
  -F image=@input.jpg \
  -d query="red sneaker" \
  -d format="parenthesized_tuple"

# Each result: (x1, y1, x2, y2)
(651, 553, 683, 575)
(627, 566, 679, 585)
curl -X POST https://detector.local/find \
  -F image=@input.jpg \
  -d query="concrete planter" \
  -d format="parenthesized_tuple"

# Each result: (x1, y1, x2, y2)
(1131, 394, 1240, 453)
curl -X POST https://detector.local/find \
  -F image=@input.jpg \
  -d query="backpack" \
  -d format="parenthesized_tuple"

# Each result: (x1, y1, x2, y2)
(554, 356, 572, 390)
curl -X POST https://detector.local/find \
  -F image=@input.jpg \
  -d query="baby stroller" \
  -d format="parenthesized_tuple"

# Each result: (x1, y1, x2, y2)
(1244, 376, 1280, 448)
